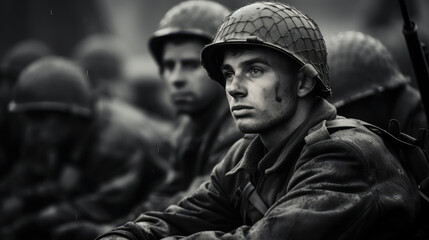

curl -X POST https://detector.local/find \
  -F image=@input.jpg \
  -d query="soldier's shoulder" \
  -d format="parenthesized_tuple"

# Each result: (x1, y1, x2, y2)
(305, 117, 386, 150)
(301, 118, 399, 175)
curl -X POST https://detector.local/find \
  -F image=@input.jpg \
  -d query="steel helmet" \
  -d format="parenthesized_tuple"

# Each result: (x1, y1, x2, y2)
(201, 1, 331, 98)
(148, 0, 230, 67)
(327, 31, 409, 107)
(73, 34, 124, 86)
(9, 57, 93, 117)
(1, 40, 52, 82)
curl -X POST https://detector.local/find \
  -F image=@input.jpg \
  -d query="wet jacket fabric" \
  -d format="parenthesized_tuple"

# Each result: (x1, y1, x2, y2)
(136, 104, 243, 214)
(100, 98, 419, 240)
(0, 99, 170, 238)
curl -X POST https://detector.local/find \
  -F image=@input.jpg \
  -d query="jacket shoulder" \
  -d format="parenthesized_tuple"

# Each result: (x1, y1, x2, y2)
(301, 118, 406, 185)
(304, 118, 384, 148)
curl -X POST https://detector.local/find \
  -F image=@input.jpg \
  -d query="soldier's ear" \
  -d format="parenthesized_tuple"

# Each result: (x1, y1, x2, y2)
(297, 73, 316, 97)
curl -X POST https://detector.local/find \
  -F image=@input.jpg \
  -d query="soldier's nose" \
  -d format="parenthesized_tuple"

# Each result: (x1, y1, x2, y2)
(226, 76, 247, 98)
(169, 66, 187, 89)
(172, 78, 186, 88)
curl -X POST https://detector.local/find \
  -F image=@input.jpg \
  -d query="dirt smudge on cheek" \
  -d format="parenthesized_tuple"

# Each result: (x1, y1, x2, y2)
(274, 81, 282, 102)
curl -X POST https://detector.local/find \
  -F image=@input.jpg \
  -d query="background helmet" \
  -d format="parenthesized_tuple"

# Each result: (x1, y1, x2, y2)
(327, 31, 409, 107)
(9, 57, 93, 117)
(201, 1, 331, 98)
(1, 40, 52, 82)
(148, 0, 230, 67)
(73, 34, 124, 87)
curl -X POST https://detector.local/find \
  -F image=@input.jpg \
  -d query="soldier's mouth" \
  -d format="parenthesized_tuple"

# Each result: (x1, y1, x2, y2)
(231, 105, 253, 111)
(231, 105, 253, 117)
(172, 92, 194, 102)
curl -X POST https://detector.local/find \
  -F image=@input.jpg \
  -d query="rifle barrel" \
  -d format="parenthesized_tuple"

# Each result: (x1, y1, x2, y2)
(399, 0, 412, 29)
(399, 0, 429, 125)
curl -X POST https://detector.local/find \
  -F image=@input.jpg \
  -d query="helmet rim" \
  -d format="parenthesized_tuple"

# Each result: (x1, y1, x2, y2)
(8, 101, 92, 117)
(200, 1, 331, 98)
(148, 28, 213, 66)
(201, 38, 331, 99)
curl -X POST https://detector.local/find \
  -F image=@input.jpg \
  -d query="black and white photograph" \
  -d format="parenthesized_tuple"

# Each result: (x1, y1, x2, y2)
(0, 0, 429, 239)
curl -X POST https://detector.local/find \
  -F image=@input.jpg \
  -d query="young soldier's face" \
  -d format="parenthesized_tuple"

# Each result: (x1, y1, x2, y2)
(162, 40, 222, 114)
(221, 48, 299, 133)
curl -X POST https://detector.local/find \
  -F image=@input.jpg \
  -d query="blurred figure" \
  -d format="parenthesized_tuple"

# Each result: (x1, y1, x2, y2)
(1, 40, 52, 83)
(138, 0, 241, 213)
(73, 34, 126, 98)
(327, 31, 427, 141)
(74, 34, 176, 123)
(73, 34, 175, 157)
(359, 0, 429, 88)
(53, 1, 242, 239)
(0, 40, 52, 179)
(125, 68, 176, 122)
(0, 57, 167, 240)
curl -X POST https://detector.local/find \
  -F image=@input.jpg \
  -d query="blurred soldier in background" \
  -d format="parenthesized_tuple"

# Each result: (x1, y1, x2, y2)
(98, 2, 419, 239)
(0, 57, 168, 240)
(53, 1, 242, 239)
(359, 0, 429, 88)
(125, 72, 176, 123)
(73, 34, 174, 158)
(74, 34, 178, 125)
(327, 31, 427, 146)
(139, 0, 241, 213)
(73, 34, 128, 99)
(0, 40, 52, 179)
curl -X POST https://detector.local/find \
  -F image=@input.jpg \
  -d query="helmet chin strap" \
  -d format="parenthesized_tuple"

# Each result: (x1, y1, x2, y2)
(299, 64, 318, 79)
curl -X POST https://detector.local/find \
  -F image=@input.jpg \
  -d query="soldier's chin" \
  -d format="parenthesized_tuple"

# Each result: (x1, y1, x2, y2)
(175, 104, 197, 115)
(235, 120, 259, 134)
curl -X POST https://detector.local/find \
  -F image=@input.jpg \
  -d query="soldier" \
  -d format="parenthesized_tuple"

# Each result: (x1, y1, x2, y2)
(326, 31, 427, 144)
(53, 1, 242, 240)
(73, 34, 128, 99)
(135, 0, 241, 213)
(0, 40, 52, 179)
(0, 57, 167, 240)
(98, 2, 419, 239)
(73, 34, 176, 123)
(73, 34, 174, 159)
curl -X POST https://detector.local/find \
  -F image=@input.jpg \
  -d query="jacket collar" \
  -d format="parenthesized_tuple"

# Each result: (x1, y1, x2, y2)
(226, 98, 337, 176)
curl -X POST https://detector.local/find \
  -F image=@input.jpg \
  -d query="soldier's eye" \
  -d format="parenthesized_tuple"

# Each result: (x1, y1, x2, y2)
(249, 67, 263, 77)
(163, 61, 175, 72)
(182, 60, 200, 70)
(222, 71, 234, 81)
